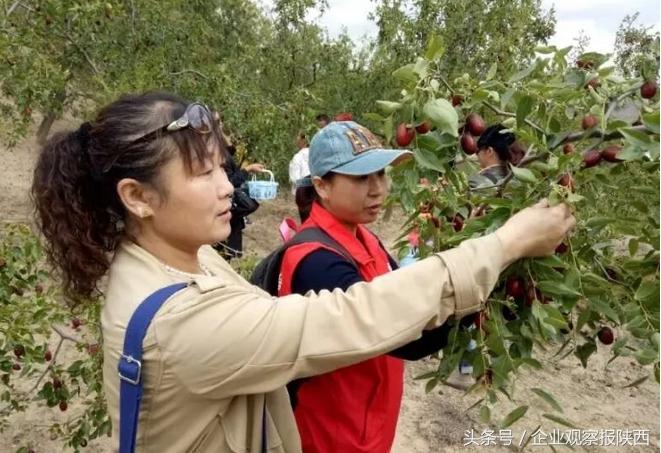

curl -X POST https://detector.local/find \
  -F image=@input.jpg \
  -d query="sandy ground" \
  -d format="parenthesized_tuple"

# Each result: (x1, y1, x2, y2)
(0, 124, 659, 452)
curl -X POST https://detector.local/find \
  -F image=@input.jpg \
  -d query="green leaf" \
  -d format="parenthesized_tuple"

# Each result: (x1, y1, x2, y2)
(392, 64, 418, 84)
(375, 101, 402, 114)
(618, 127, 652, 148)
(500, 405, 528, 428)
(487, 90, 500, 103)
(479, 405, 491, 423)
(642, 112, 660, 134)
(423, 98, 458, 137)
(425, 34, 444, 61)
(516, 95, 534, 128)
(537, 281, 582, 298)
(575, 342, 597, 368)
(414, 149, 445, 172)
(543, 413, 579, 429)
(631, 201, 648, 214)
(577, 51, 608, 68)
(362, 112, 385, 123)
(541, 305, 569, 330)
(501, 88, 515, 109)
(635, 281, 659, 303)
(416, 134, 442, 153)
(576, 309, 593, 331)
(383, 115, 394, 144)
(519, 358, 543, 369)
(414, 371, 438, 380)
(634, 349, 658, 366)
(531, 388, 563, 412)
(629, 238, 640, 256)
(536, 255, 566, 268)
(486, 62, 497, 80)
(586, 217, 615, 229)
(566, 192, 585, 204)
(485, 331, 508, 355)
(617, 145, 646, 161)
(631, 184, 660, 195)
(509, 165, 537, 184)
(535, 46, 556, 54)
(509, 63, 536, 83)
(587, 298, 619, 323)
(413, 58, 429, 77)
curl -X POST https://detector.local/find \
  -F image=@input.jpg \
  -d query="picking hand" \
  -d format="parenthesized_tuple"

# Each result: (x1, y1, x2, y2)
(495, 199, 576, 267)
(244, 163, 266, 173)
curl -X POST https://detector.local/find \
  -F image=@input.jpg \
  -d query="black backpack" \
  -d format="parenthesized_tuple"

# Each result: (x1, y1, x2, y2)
(249, 227, 357, 295)
(250, 226, 359, 408)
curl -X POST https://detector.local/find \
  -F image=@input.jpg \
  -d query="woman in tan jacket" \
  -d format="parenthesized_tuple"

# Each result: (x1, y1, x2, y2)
(31, 91, 574, 452)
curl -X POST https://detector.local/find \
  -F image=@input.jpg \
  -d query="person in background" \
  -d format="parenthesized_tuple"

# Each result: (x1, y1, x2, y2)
(315, 113, 330, 129)
(468, 124, 515, 190)
(288, 132, 310, 196)
(31, 92, 574, 452)
(216, 122, 264, 259)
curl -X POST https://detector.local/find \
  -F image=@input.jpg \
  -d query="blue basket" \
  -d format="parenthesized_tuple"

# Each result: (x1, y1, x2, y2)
(247, 170, 279, 201)
(399, 246, 419, 268)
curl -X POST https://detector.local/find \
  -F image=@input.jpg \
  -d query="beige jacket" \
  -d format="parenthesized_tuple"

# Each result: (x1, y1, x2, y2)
(101, 234, 504, 452)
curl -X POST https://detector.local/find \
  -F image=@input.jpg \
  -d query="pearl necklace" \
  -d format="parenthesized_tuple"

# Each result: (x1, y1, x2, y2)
(163, 262, 214, 279)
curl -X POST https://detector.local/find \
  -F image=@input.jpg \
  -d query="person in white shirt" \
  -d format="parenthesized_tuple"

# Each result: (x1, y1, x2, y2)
(289, 132, 310, 195)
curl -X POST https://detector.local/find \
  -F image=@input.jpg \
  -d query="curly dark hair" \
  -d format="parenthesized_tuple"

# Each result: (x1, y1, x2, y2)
(31, 91, 225, 302)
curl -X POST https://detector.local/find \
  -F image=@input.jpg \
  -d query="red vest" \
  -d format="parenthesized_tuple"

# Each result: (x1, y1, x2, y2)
(279, 203, 404, 453)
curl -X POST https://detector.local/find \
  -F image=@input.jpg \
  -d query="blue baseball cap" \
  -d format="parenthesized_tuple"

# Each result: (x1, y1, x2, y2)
(309, 121, 412, 177)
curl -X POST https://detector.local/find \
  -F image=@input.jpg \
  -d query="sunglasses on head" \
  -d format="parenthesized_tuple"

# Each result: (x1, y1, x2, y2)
(102, 103, 215, 173)
(133, 102, 213, 142)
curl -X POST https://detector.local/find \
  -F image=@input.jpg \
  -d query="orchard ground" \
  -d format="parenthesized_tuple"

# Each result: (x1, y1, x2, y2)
(0, 121, 658, 452)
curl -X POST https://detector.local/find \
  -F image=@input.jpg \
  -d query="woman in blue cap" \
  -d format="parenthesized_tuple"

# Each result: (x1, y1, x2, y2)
(283, 121, 471, 452)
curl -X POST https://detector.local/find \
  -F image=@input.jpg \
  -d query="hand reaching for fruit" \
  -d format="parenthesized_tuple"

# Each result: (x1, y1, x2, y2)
(495, 199, 576, 267)
(244, 163, 266, 173)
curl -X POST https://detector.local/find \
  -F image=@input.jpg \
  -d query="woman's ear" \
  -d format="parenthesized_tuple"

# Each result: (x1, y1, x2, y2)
(311, 176, 331, 202)
(116, 178, 157, 219)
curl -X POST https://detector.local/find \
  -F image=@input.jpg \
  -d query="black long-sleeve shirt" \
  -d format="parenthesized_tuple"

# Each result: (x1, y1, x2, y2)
(291, 249, 457, 360)
(226, 155, 249, 230)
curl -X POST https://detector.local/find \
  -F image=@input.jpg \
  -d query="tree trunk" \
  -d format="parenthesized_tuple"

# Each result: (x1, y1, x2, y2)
(36, 112, 58, 145)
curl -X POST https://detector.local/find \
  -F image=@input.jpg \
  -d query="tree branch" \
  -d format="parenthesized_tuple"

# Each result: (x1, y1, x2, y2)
(129, 0, 136, 36)
(0, 324, 85, 416)
(61, 32, 100, 75)
(51, 324, 85, 344)
(23, 336, 65, 398)
(6, 0, 21, 16)
(483, 101, 548, 136)
(554, 125, 651, 149)
(170, 69, 209, 80)
(436, 73, 454, 93)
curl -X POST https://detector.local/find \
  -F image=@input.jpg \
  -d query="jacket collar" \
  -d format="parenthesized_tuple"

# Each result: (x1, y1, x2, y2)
(305, 202, 386, 270)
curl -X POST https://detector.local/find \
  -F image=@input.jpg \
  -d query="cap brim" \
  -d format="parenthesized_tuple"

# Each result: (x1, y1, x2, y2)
(330, 149, 413, 176)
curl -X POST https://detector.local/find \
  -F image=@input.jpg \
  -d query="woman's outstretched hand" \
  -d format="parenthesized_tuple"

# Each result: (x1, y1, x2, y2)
(495, 199, 576, 267)
(244, 163, 266, 173)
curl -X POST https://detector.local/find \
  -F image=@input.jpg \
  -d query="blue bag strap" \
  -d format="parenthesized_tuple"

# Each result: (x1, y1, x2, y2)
(118, 283, 187, 453)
